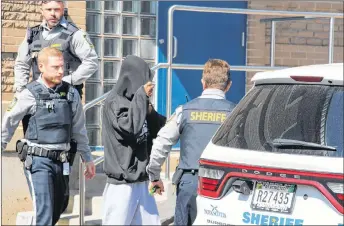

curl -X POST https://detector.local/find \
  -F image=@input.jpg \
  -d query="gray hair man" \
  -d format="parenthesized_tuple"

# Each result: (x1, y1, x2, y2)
(14, 0, 98, 134)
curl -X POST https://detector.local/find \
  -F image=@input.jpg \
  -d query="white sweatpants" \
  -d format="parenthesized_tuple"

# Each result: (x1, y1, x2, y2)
(102, 180, 161, 225)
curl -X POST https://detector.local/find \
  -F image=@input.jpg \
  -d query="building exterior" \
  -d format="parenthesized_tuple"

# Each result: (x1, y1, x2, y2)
(1, 1, 343, 150)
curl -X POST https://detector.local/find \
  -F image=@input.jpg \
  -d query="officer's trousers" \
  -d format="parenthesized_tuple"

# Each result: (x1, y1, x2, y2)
(24, 156, 69, 225)
(175, 173, 198, 226)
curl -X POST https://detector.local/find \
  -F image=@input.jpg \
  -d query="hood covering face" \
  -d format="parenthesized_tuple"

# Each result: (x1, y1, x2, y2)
(102, 55, 164, 184)
(113, 55, 154, 101)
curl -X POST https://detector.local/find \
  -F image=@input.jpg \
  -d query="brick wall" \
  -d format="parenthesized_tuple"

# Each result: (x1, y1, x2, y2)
(1, 1, 41, 95)
(1, 1, 86, 151)
(246, 1, 344, 90)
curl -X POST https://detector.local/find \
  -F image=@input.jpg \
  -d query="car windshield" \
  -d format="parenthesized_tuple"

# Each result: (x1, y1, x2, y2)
(212, 84, 344, 157)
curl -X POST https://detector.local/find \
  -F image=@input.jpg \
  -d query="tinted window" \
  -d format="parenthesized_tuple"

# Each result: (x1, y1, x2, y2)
(325, 91, 344, 157)
(212, 84, 344, 157)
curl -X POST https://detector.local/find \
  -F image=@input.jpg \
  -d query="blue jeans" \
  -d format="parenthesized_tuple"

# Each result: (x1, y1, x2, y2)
(24, 156, 69, 225)
(174, 173, 198, 226)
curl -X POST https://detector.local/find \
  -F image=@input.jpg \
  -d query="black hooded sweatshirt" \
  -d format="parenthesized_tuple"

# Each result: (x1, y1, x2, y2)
(102, 55, 166, 184)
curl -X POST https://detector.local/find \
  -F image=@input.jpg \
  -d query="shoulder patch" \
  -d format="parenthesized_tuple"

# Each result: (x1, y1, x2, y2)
(7, 97, 18, 112)
(82, 32, 94, 49)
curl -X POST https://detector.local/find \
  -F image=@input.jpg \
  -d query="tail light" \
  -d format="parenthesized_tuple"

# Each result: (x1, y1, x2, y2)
(327, 182, 344, 204)
(198, 167, 224, 198)
(199, 159, 344, 214)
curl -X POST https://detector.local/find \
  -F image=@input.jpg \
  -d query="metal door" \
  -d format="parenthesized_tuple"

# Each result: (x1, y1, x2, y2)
(156, 1, 248, 116)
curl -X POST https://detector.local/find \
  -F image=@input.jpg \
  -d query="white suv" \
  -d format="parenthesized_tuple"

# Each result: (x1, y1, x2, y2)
(194, 63, 344, 226)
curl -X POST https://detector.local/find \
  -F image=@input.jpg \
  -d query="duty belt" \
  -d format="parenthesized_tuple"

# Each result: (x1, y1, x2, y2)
(183, 169, 198, 175)
(27, 146, 68, 163)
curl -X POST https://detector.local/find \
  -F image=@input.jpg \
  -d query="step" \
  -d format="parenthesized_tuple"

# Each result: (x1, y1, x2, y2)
(58, 214, 101, 225)
(64, 172, 107, 215)
(19, 187, 176, 226)
(16, 211, 35, 225)
(58, 195, 176, 226)
(65, 176, 175, 214)
(59, 175, 176, 225)
(17, 171, 177, 225)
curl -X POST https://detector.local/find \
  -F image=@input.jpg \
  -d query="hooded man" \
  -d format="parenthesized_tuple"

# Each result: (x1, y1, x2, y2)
(101, 55, 166, 225)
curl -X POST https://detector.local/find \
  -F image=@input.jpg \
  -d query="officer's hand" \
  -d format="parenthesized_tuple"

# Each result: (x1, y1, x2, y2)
(150, 180, 165, 195)
(144, 82, 155, 97)
(84, 161, 96, 179)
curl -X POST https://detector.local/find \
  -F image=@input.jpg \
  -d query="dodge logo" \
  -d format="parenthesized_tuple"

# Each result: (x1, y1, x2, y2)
(242, 169, 301, 179)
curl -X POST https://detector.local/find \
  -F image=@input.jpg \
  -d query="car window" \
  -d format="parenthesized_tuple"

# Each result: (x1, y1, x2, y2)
(212, 84, 344, 157)
(325, 91, 344, 157)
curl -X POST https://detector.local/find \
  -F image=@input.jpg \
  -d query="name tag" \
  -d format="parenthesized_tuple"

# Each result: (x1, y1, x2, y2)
(63, 162, 70, 175)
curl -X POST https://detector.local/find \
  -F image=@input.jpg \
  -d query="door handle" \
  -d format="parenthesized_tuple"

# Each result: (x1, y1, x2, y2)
(242, 32, 245, 47)
(173, 36, 178, 59)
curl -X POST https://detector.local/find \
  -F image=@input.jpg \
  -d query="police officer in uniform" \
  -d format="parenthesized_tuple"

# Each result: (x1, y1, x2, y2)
(1, 47, 96, 225)
(14, 0, 98, 134)
(146, 59, 236, 226)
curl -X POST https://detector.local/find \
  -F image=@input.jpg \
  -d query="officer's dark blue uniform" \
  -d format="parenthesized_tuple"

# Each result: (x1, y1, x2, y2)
(147, 87, 235, 225)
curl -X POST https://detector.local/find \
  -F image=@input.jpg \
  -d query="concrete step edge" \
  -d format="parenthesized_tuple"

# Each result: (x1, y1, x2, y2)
(59, 213, 174, 225)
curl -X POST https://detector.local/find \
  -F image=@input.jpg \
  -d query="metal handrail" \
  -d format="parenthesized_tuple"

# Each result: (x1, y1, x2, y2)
(259, 16, 338, 66)
(82, 63, 169, 112)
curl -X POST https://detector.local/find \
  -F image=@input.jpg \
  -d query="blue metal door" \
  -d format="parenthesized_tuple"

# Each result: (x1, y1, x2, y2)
(156, 1, 248, 116)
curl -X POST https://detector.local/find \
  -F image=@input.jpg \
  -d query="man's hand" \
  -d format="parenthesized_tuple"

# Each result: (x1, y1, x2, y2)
(84, 161, 96, 179)
(144, 81, 155, 97)
(150, 180, 165, 195)
(148, 103, 154, 114)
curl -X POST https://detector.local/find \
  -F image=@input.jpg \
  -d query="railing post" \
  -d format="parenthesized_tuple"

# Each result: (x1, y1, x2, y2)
(165, 6, 176, 180)
(271, 21, 276, 67)
(79, 158, 85, 225)
(329, 17, 335, 63)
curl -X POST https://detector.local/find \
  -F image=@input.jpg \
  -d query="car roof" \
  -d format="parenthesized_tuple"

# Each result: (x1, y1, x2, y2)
(252, 63, 343, 86)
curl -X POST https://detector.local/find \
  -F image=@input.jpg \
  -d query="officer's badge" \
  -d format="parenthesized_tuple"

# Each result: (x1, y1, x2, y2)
(7, 97, 17, 112)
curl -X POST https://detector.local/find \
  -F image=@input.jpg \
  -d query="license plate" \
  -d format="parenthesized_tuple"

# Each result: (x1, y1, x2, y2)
(251, 181, 296, 213)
